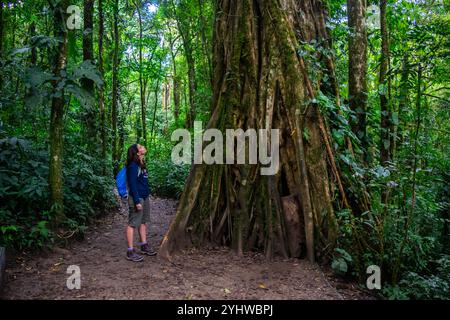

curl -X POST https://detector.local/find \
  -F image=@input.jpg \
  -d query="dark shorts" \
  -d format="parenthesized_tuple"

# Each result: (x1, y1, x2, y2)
(128, 197, 150, 228)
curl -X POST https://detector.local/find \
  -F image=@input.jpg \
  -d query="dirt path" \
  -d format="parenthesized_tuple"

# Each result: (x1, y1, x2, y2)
(1, 197, 370, 300)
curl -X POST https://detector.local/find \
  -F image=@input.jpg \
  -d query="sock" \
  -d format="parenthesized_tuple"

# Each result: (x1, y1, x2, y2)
(127, 247, 134, 251)
(138, 242, 147, 246)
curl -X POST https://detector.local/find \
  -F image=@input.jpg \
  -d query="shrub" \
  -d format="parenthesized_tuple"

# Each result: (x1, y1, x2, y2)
(147, 158, 190, 199)
(0, 137, 117, 250)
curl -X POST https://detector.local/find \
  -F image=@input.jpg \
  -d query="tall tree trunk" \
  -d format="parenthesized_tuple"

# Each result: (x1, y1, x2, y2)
(25, 21, 37, 132)
(150, 78, 160, 148)
(164, 82, 170, 133)
(392, 64, 422, 284)
(11, 3, 15, 50)
(0, 1, 3, 89)
(0, 1, 3, 54)
(98, 0, 107, 174)
(83, 0, 96, 151)
(49, 0, 69, 225)
(184, 44, 197, 128)
(410, 65, 422, 212)
(134, 0, 147, 147)
(160, 0, 347, 262)
(167, 29, 181, 123)
(172, 0, 197, 128)
(198, 0, 213, 86)
(379, 0, 390, 166)
(348, 0, 368, 161)
(173, 69, 181, 123)
(112, 0, 120, 176)
(29, 22, 37, 65)
(396, 54, 409, 153)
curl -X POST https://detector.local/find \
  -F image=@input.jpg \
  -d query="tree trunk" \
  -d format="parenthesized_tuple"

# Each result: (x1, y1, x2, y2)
(348, 0, 368, 160)
(150, 79, 160, 148)
(160, 0, 345, 262)
(0, 1, 4, 89)
(29, 22, 37, 66)
(112, 0, 120, 176)
(379, 0, 390, 166)
(183, 36, 197, 129)
(82, 0, 96, 151)
(197, 0, 213, 86)
(173, 71, 181, 123)
(396, 54, 409, 153)
(168, 30, 181, 123)
(49, 0, 69, 225)
(135, 0, 148, 147)
(98, 0, 107, 174)
(82, 0, 94, 88)
(172, 0, 197, 128)
(164, 82, 170, 132)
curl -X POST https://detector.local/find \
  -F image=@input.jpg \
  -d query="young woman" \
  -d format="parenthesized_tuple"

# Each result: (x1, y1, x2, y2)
(125, 144, 156, 262)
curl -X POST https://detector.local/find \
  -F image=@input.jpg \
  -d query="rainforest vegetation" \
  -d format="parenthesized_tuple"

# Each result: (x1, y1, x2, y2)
(0, 0, 448, 299)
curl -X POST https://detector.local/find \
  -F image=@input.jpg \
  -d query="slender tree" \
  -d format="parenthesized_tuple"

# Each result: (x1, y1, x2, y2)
(29, 21, 37, 66)
(379, 0, 391, 165)
(0, 1, 4, 89)
(171, 0, 197, 128)
(49, 0, 69, 225)
(82, 0, 96, 151)
(112, 0, 120, 176)
(134, 0, 148, 147)
(98, 0, 107, 173)
(348, 0, 368, 160)
(396, 54, 409, 153)
(197, 0, 213, 86)
(167, 24, 181, 122)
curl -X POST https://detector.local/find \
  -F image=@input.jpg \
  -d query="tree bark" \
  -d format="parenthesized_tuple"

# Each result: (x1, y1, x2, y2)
(198, 0, 213, 86)
(167, 28, 181, 122)
(348, 0, 368, 160)
(112, 0, 120, 176)
(0, 1, 4, 89)
(83, 0, 96, 151)
(379, 0, 391, 166)
(49, 0, 69, 225)
(160, 0, 343, 262)
(82, 0, 94, 88)
(172, 0, 197, 128)
(173, 70, 181, 122)
(98, 0, 107, 174)
(150, 79, 160, 147)
(134, 0, 148, 147)
(29, 22, 37, 66)
(396, 54, 409, 153)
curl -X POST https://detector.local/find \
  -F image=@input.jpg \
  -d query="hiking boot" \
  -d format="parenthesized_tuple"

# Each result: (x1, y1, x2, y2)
(126, 249, 144, 262)
(140, 243, 157, 256)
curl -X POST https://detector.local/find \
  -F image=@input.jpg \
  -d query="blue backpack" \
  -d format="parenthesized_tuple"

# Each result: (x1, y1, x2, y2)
(116, 166, 147, 199)
(116, 167, 128, 198)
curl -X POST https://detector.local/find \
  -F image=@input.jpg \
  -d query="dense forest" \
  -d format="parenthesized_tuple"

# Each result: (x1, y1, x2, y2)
(0, 0, 448, 299)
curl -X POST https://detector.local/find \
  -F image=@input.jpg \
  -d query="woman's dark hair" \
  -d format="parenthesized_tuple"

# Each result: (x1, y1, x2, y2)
(126, 144, 146, 169)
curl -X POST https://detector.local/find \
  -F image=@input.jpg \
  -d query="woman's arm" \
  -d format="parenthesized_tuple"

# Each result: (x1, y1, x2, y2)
(126, 163, 141, 205)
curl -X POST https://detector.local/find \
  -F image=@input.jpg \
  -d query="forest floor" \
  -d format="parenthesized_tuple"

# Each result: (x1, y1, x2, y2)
(1, 197, 374, 300)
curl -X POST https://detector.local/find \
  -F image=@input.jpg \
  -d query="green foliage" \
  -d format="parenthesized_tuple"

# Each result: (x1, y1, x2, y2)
(0, 0, 448, 301)
(383, 255, 450, 300)
(332, 248, 353, 276)
(147, 158, 190, 199)
(0, 136, 117, 250)
(325, 0, 450, 299)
